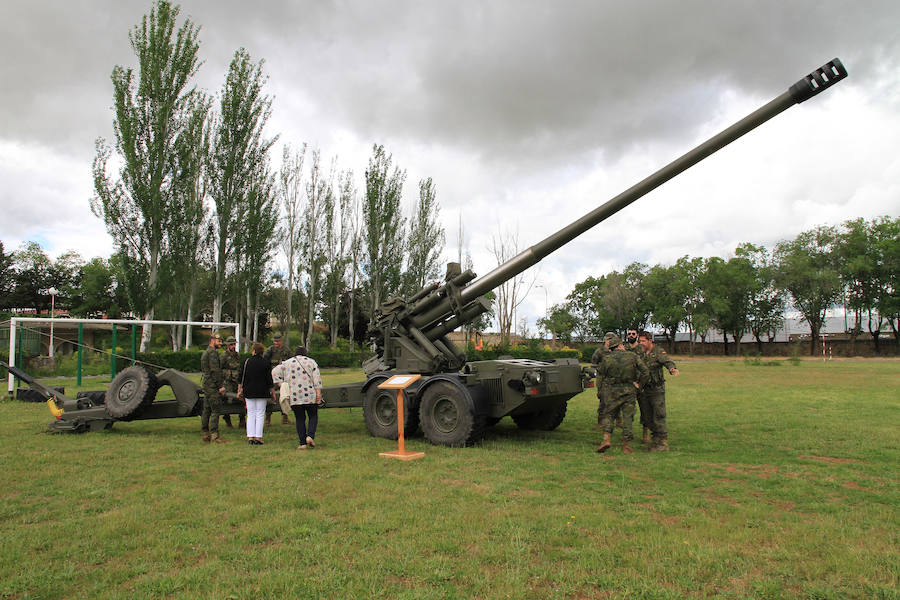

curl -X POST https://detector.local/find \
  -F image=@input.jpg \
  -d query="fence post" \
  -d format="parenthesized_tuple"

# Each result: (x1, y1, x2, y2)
(111, 325, 117, 378)
(77, 323, 83, 386)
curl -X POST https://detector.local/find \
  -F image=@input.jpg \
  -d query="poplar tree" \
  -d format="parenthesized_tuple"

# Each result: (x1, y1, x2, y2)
(363, 144, 406, 315)
(278, 144, 307, 345)
(208, 48, 276, 329)
(91, 0, 201, 350)
(403, 177, 445, 294)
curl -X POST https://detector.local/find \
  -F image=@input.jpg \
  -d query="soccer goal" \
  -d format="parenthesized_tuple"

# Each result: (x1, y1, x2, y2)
(6, 317, 239, 395)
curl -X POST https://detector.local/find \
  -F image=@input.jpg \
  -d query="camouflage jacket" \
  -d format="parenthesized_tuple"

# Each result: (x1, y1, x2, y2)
(591, 346, 610, 391)
(599, 349, 649, 390)
(221, 349, 242, 390)
(200, 346, 223, 388)
(263, 344, 293, 367)
(642, 345, 676, 389)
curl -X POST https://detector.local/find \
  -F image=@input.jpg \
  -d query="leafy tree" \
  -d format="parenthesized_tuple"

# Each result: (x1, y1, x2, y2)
(322, 169, 355, 347)
(72, 257, 125, 317)
(836, 217, 897, 353)
(674, 255, 708, 353)
(871, 216, 899, 347)
(165, 91, 211, 348)
(603, 262, 650, 333)
(363, 144, 406, 315)
(0, 241, 13, 309)
(735, 243, 784, 353)
(644, 262, 690, 351)
(774, 226, 841, 355)
(91, 0, 202, 351)
(403, 177, 445, 294)
(49, 250, 85, 311)
(301, 148, 332, 346)
(700, 256, 755, 356)
(566, 276, 613, 341)
(208, 48, 276, 330)
(277, 143, 307, 345)
(9, 242, 53, 312)
(239, 155, 279, 345)
(537, 303, 577, 346)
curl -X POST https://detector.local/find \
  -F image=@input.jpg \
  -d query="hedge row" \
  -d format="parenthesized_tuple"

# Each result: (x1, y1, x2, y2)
(133, 349, 374, 372)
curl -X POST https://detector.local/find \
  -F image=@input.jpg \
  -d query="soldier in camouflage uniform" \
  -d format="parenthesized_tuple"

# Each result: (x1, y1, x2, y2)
(200, 333, 227, 443)
(596, 334, 648, 454)
(221, 336, 245, 429)
(590, 332, 617, 430)
(624, 327, 650, 437)
(638, 331, 679, 451)
(263, 334, 293, 425)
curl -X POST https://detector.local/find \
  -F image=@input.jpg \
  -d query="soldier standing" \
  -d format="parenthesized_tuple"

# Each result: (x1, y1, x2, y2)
(263, 334, 293, 425)
(590, 332, 616, 430)
(638, 331, 679, 451)
(221, 336, 245, 429)
(200, 333, 227, 443)
(626, 327, 651, 438)
(596, 334, 648, 454)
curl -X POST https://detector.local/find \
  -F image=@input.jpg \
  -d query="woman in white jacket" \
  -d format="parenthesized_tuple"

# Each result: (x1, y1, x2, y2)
(272, 346, 323, 449)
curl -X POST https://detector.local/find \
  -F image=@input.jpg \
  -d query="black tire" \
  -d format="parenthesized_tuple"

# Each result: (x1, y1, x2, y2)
(362, 384, 419, 440)
(419, 381, 484, 447)
(511, 401, 568, 431)
(104, 366, 158, 420)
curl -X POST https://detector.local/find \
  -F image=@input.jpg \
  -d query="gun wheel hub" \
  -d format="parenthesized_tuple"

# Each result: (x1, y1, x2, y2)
(430, 397, 460, 433)
(117, 380, 137, 403)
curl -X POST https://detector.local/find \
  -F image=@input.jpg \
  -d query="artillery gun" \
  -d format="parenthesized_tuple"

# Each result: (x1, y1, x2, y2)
(8, 59, 846, 444)
(318, 58, 848, 446)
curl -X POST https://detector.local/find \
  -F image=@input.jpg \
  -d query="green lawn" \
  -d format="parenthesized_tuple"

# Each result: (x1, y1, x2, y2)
(1, 359, 897, 599)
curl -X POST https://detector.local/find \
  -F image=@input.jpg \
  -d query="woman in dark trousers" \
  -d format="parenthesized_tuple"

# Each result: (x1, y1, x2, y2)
(238, 342, 275, 445)
(272, 346, 323, 449)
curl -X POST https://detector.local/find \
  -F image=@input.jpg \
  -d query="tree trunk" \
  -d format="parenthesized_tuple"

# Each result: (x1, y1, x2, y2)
(140, 310, 153, 353)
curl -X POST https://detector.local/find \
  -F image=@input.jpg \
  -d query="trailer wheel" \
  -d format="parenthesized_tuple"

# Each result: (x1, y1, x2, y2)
(419, 382, 484, 447)
(512, 401, 567, 431)
(104, 366, 158, 420)
(363, 385, 419, 440)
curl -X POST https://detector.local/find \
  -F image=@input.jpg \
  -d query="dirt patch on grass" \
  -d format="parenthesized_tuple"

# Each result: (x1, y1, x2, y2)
(799, 455, 857, 464)
(723, 463, 778, 479)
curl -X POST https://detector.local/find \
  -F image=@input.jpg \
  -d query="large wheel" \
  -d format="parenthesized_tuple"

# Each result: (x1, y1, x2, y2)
(104, 366, 158, 420)
(511, 401, 568, 431)
(419, 381, 484, 447)
(363, 384, 419, 440)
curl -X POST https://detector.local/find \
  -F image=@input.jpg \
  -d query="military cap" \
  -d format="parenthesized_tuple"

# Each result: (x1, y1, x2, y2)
(210, 332, 222, 340)
(607, 334, 622, 348)
(225, 336, 237, 344)
(603, 331, 616, 340)
(273, 333, 283, 342)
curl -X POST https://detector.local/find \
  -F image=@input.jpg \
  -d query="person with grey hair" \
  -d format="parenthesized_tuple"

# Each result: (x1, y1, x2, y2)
(272, 345, 323, 450)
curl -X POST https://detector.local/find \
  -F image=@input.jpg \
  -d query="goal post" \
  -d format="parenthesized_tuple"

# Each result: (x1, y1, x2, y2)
(7, 317, 239, 396)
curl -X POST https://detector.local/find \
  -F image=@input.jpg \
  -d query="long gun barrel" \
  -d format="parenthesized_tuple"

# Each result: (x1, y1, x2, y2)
(460, 58, 847, 303)
(368, 58, 847, 374)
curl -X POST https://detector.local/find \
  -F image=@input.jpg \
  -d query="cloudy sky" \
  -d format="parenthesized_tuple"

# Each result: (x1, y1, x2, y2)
(2, 1, 898, 329)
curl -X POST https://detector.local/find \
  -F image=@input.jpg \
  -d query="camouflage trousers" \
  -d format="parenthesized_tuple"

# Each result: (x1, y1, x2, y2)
(596, 385, 609, 425)
(201, 385, 223, 433)
(602, 387, 637, 441)
(641, 386, 668, 437)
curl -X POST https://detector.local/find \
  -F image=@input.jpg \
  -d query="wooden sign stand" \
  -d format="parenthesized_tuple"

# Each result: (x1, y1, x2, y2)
(377, 374, 425, 461)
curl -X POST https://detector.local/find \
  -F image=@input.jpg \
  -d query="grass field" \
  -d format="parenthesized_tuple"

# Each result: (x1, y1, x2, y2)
(1, 359, 898, 599)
